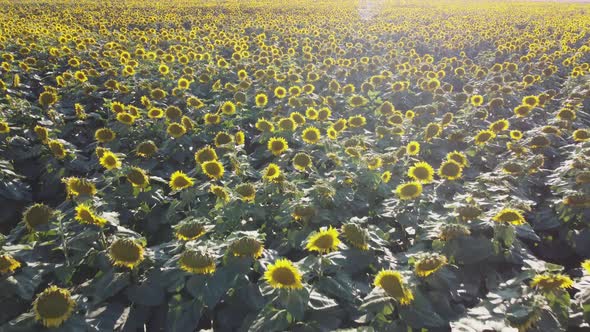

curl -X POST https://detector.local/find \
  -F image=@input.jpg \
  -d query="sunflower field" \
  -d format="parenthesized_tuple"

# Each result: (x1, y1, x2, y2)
(0, 0, 589, 331)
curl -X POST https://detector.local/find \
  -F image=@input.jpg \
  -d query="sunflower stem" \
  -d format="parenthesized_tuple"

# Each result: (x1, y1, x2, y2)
(57, 214, 71, 267)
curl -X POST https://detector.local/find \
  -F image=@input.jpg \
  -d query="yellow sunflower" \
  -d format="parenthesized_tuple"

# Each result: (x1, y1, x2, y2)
(175, 220, 206, 241)
(255, 93, 268, 107)
(474, 130, 495, 146)
(582, 260, 590, 274)
(306, 227, 340, 254)
(406, 141, 420, 156)
(414, 253, 447, 277)
(33, 286, 76, 328)
(470, 95, 484, 107)
(194, 146, 218, 164)
(438, 160, 463, 180)
(169, 171, 194, 191)
(341, 224, 369, 250)
(302, 126, 321, 144)
(396, 182, 423, 200)
(267, 137, 288, 156)
(220, 101, 236, 115)
(127, 167, 149, 188)
(74, 204, 106, 226)
(408, 161, 434, 184)
(0, 253, 21, 274)
(202, 160, 224, 180)
(179, 250, 216, 275)
(492, 208, 526, 225)
(263, 163, 281, 182)
(292, 152, 312, 171)
(374, 270, 414, 305)
(108, 238, 145, 269)
(530, 274, 573, 292)
(235, 183, 256, 202)
(167, 123, 186, 138)
(264, 258, 303, 290)
(0, 121, 10, 134)
(229, 237, 264, 258)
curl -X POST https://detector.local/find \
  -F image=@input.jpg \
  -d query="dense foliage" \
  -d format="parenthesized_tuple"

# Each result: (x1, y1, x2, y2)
(0, 0, 589, 331)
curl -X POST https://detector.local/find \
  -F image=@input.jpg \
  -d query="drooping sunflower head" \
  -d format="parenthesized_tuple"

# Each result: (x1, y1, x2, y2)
(0, 253, 21, 274)
(302, 126, 321, 144)
(374, 270, 414, 305)
(99, 151, 122, 170)
(438, 160, 463, 180)
(530, 273, 573, 292)
(194, 146, 218, 165)
(167, 123, 186, 139)
(169, 171, 194, 191)
(22, 203, 53, 230)
(514, 104, 532, 117)
(264, 258, 303, 290)
(33, 286, 76, 328)
(396, 182, 423, 200)
(62, 177, 96, 198)
(408, 161, 434, 184)
(116, 112, 135, 125)
(256, 118, 275, 133)
(214, 131, 233, 146)
(474, 129, 495, 146)
(267, 137, 288, 156)
(424, 122, 442, 141)
(492, 208, 526, 225)
(235, 183, 256, 202)
(178, 249, 216, 275)
(263, 163, 281, 182)
(414, 253, 447, 277)
(108, 238, 145, 269)
(127, 167, 149, 188)
(175, 219, 207, 241)
(290, 112, 306, 126)
(406, 141, 420, 156)
(439, 224, 471, 241)
(229, 237, 264, 259)
(165, 106, 183, 120)
(74, 204, 106, 227)
(573, 129, 590, 142)
(202, 160, 225, 180)
(341, 224, 369, 250)
(489, 119, 509, 133)
(348, 115, 367, 128)
(306, 226, 340, 254)
(48, 139, 67, 159)
(94, 128, 116, 143)
(136, 140, 158, 158)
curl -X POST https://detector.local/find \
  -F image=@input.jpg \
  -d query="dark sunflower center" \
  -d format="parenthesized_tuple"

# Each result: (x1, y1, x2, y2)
(380, 276, 404, 298)
(312, 234, 334, 249)
(110, 241, 141, 262)
(400, 184, 419, 196)
(272, 267, 296, 285)
(36, 293, 70, 319)
(413, 167, 430, 179)
(442, 162, 460, 176)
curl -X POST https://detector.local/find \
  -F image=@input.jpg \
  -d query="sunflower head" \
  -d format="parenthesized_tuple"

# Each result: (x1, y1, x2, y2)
(75, 204, 106, 226)
(348, 115, 366, 128)
(221, 101, 236, 115)
(341, 224, 369, 250)
(48, 140, 67, 159)
(492, 208, 526, 225)
(424, 122, 442, 141)
(414, 253, 447, 277)
(179, 249, 216, 274)
(99, 151, 122, 170)
(264, 258, 303, 290)
(302, 126, 321, 144)
(235, 183, 256, 202)
(489, 119, 509, 133)
(292, 153, 312, 171)
(438, 160, 463, 180)
(214, 131, 233, 146)
(229, 237, 264, 258)
(439, 224, 471, 241)
(474, 130, 495, 146)
(263, 163, 281, 182)
(278, 117, 297, 131)
(167, 123, 186, 139)
(127, 167, 149, 188)
(108, 238, 145, 269)
(136, 140, 158, 158)
(94, 128, 116, 143)
(470, 94, 484, 107)
(202, 160, 225, 180)
(268, 137, 288, 156)
(530, 274, 573, 292)
(169, 171, 194, 191)
(22, 203, 53, 230)
(33, 286, 76, 328)
(573, 129, 590, 142)
(175, 220, 207, 241)
(408, 161, 434, 184)
(62, 177, 96, 198)
(255, 93, 268, 107)
(396, 182, 423, 200)
(0, 253, 21, 274)
(374, 270, 414, 305)
(306, 227, 340, 254)
(406, 141, 420, 156)
(510, 130, 523, 140)
(582, 260, 590, 274)
(256, 118, 275, 133)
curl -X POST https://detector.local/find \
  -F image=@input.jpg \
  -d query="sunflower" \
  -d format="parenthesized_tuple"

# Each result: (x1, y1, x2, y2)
(582, 260, 590, 274)
(175, 220, 206, 241)
(489, 119, 509, 133)
(414, 253, 447, 277)
(305, 107, 318, 120)
(278, 117, 297, 131)
(381, 171, 392, 183)
(290, 112, 306, 126)
(62, 177, 96, 198)
(0, 121, 9, 134)
(167, 123, 186, 139)
(48, 140, 67, 159)
(34, 125, 48, 142)
(136, 140, 158, 158)
(202, 160, 224, 180)
(177, 77, 191, 90)
(74, 204, 106, 226)
(235, 131, 245, 145)
(147, 108, 164, 119)
(214, 131, 233, 146)
(255, 93, 268, 107)
(150, 88, 167, 100)
(348, 115, 367, 128)
(424, 122, 442, 141)
(0, 253, 21, 274)
(367, 157, 382, 170)
(22, 203, 53, 230)
(210, 184, 230, 203)
(194, 146, 218, 164)
(108, 238, 145, 269)
(530, 274, 573, 292)
(292, 152, 312, 171)
(492, 208, 526, 225)
(474, 130, 495, 146)
(522, 95, 539, 108)
(446, 151, 468, 167)
(306, 227, 340, 254)
(264, 258, 303, 290)
(302, 126, 321, 144)
(33, 286, 76, 328)
(439, 224, 471, 241)
(318, 107, 331, 121)
(127, 167, 149, 188)
(179, 249, 216, 275)
(408, 161, 434, 184)
(374, 270, 414, 305)
(165, 106, 182, 120)
(116, 112, 135, 125)
(262, 163, 281, 181)
(99, 150, 122, 170)
(235, 183, 256, 202)
(406, 141, 420, 156)
(348, 95, 368, 108)
(396, 182, 423, 200)
(169, 171, 194, 191)
(341, 224, 369, 250)
(510, 130, 523, 140)
(187, 96, 205, 109)
(220, 101, 236, 115)
(39, 91, 58, 108)
(230, 237, 264, 258)
(268, 137, 288, 156)
(256, 118, 275, 132)
(274, 86, 287, 98)
(332, 118, 347, 132)
(514, 104, 532, 117)
(438, 160, 463, 180)
(573, 129, 590, 142)
(470, 95, 484, 107)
